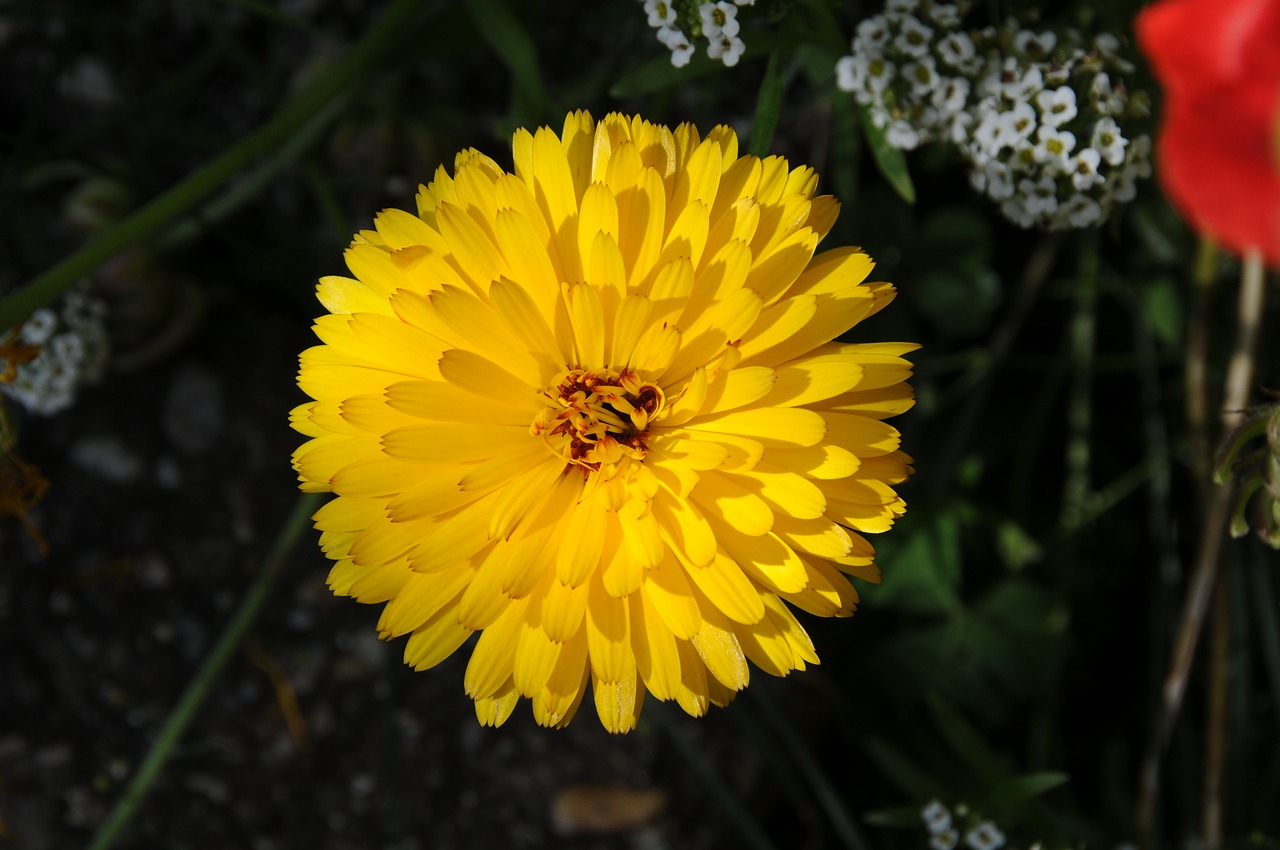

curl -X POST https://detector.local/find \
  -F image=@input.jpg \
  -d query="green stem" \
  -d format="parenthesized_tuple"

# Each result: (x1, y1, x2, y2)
(86, 493, 322, 850)
(1060, 230, 1097, 532)
(0, 0, 427, 333)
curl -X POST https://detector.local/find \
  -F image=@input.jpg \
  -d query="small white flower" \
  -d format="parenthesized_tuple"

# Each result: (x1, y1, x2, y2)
(734, 0, 756, 5)
(922, 801, 952, 834)
(964, 822, 1006, 850)
(1001, 196, 1036, 227)
(1091, 117, 1128, 165)
(657, 24, 685, 48)
(18, 309, 58, 345)
(1071, 147, 1104, 190)
(930, 829, 960, 850)
(1094, 32, 1135, 71)
(1095, 32, 1121, 57)
(1034, 123, 1076, 170)
(1111, 172, 1138, 203)
(1014, 28, 1056, 59)
(707, 32, 745, 66)
(972, 110, 1008, 156)
(1054, 193, 1105, 230)
(903, 56, 939, 96)
(886, 119, 922, 150)
(1090, 72, 1126, 116)
(855, 15, 891, 49)
(644, 0, 677, 28)
(886, 0, 920, 15)
(1001, 63, 1043, 102)
(668, 32, 695, 66)
(1125, 134, 1153, 179)
(835, 55, 861, 92)
(935, 31, 976, 68)
(931, 76, 971, 115)
(1043, 62, 1071, 87)
(864, 56, 896, 94)
(1000, 100, 1037, 144)
(2, 293, 109, 417)
(1020, 174, 1059, 216)
(1035, 86, 1078, 127)
(700, 1, 739, 38)
(945, 110, 973, 143)
(928, 3, 962, 28)
(895, 16, 934, 57)
(982, 159, 1015, 200)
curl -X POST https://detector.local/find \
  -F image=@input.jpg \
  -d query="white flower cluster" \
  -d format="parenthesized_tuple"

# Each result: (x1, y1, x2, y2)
(641, 0, 755, 68)
(835, 0, 1152, 230)
(921, 801, 1006, 850)
(2, 290, 109, 416)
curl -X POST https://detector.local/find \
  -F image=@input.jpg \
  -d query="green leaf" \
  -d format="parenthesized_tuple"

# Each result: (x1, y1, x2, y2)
(747, 48, 786, 157)
(862, 736, 948, 801)
(858, 102, 915, 204)
(610, 51, 722, 97)
(927, 695, 1012, 787)
(868, 509, 963, 615)
(989, 772, 1071, 805)
(995, 519, 1043, 571)
(1140, 275, 1184, 349)
(463, 0, 554, 123)
(862, 804, 931, 829)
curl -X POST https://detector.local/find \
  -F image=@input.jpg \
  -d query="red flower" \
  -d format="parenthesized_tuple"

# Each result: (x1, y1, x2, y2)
(1136, 0, 1280, 267)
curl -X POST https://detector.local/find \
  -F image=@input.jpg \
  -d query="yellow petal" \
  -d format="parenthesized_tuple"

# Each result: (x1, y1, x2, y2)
(684, 407, 826, 448)
(474, 680, 521, 728)
(514, 616, 563, 698)
(593, 662, 643, 734)
(630, 591, 682, 700)
(674, 637, 710, 717)
(436, 202, 503, 293)
(532, 627, 590, 728)
(821, 413, 902, 456)
(701, 366, 776, 414)
(642, 550, 702, 639)
(732, 466, 827, 519)
(464, 597, 528, 699)
(316, 275, 392, 316)
(682, 552, 766, 625)
(689, 582, 750, 691)
(495, 207, 563, 324)
(382, 422, 527, 463)
(542, 578, 590, 643)
(385, 378, 532, 426)
(567, 283, 605, 368)
(610, 293, 655, 370)
(586, 572, 631, 683)
(403, 594, 474, 671)
(376, 564, 477, 638)
(651, 488, 716, 567)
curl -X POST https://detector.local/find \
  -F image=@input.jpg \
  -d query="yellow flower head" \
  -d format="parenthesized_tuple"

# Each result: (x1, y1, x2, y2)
(291, 110, 917, 733)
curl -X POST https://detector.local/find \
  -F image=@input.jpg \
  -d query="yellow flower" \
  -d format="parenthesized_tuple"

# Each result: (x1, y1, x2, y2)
(291, 110, 916, 733)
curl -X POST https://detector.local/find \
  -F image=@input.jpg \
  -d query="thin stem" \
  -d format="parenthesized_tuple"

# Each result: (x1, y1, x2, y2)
(86, 492, 322, 850)
(1149, 250, 1267, 834)
(928, 232, 1063, 501)
(1205, 578, 1229, 850)
(0, 0, 428, 333)
(1060, 231, 1097, 531)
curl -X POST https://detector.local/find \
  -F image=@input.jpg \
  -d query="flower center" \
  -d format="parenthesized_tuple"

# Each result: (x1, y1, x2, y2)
(530, 367, 665, 472)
